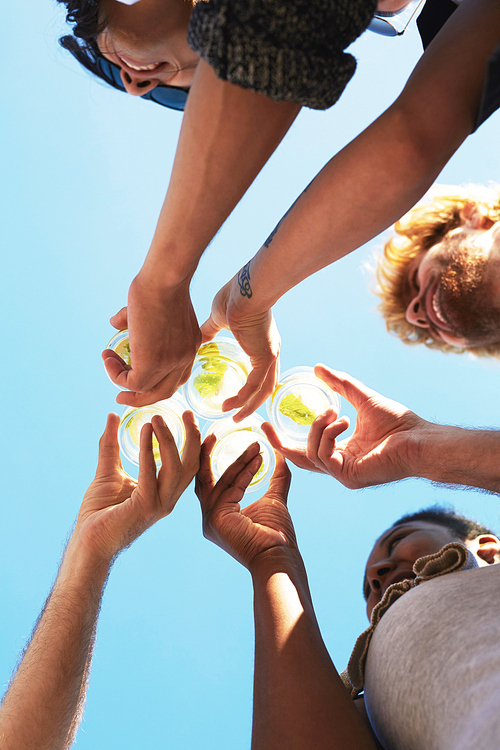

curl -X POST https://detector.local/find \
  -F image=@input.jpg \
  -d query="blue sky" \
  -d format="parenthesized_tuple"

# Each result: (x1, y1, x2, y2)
(2, 3, 500, 748)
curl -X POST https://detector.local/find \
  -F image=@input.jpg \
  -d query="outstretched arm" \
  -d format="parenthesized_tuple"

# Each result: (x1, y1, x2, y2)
(103, 60, 300, 407)
(196, 440, 376, 749)
(251, 549, 375, 750)
(203, 0, 500, 414)
(263, 365, 500, 493)
(0, 412, 200, 750)
(0, 539, 110, 750)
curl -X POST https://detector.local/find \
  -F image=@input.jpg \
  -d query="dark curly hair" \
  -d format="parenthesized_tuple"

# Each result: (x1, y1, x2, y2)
(391, 505, 497, 543)
(56, 0, 124, 92)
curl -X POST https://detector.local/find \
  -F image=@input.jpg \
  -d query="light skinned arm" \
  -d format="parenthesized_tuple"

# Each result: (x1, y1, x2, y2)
(103, 59, 300, 407)
(262, 365, 500, 493)
(202, 0, 500, 414)
(0, 412, 200, 750)
(196, 439, 377, 749)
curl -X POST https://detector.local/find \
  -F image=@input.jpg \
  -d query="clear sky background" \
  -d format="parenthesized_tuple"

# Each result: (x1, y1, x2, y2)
(3, 3, 500, 748)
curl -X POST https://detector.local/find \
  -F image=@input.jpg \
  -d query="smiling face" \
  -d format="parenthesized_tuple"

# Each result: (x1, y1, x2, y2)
(402, 220, 500, 348)
(96, 0, 199, 95)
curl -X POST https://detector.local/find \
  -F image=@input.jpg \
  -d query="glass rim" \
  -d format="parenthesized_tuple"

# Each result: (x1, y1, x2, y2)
(208, 420, 276, 494)
(118, 399, 189, 466)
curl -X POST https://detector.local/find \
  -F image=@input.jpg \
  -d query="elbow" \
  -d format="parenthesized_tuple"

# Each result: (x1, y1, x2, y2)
(386, 95, 474, 181)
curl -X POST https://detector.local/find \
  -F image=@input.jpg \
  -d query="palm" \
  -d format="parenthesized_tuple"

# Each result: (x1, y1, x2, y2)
(80, 471, 136, 518)
(333, 394, 420, 486)
(206, 492, 296, 567)
(264, 367, 426, 489)
(339, 392, 411, 455)
(77, 468, 139, 554)
(197, 439, 294, 569)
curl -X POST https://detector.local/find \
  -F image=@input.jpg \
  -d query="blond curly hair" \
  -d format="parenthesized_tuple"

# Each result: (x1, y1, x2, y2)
(375, 185, 500, 357)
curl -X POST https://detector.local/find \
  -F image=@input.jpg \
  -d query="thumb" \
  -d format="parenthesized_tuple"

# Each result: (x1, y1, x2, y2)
(110, 306, 128, 330)
(261, 421, 286, 452)
(314, 365, 377, 411)
(200, 315, 224, 343)
(265, 453, 291, 505)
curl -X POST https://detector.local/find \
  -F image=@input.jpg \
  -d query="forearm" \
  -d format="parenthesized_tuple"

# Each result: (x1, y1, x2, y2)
(251, 548, 375, 750)
(229, 104, 449, 316)
(227, 0, 500, 317)
(0, 537, 112, 750)
(140, 60, 300, 287)
(411, 423, 500, 494)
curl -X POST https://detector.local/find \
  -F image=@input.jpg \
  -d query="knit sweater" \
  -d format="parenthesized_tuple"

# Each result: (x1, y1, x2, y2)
(188, 0, 377, 109)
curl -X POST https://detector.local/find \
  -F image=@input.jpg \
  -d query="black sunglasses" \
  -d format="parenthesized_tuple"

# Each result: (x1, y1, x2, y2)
(95, 55, 188, 111)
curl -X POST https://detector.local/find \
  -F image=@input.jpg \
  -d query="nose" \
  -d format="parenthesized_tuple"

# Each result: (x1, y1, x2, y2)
(405, 294, 429, 328)
(367, 560, 397, 594)
(119, 69, 160, 97)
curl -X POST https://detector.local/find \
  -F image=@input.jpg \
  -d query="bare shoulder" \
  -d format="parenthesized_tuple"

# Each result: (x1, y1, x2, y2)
(354, 695, 385, 750)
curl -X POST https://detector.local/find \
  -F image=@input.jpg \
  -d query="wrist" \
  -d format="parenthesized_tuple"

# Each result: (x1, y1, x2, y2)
(250, 547, 317, 622)
(139, 249, 196, 289)
(61, 532, 114, 587)
(412, 423, 500, 491)
(409, 421, 475, 482)
(249, 546, 308, 584)
(226, 266, 275, 320)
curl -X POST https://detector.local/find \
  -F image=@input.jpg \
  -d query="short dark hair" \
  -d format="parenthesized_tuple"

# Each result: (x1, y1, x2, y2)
(391, 505, 497, 541)
(56, 0, 124, 93)
(56, 0, 103, 42)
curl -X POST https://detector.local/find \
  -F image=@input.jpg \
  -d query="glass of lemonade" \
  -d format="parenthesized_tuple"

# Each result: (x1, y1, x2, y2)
(118, 392, 190, 467)
(105, 329, 131, 390)
(203, 415, 276, 494)
(184, 337, 252, 420)
(267, 366, 340, 447)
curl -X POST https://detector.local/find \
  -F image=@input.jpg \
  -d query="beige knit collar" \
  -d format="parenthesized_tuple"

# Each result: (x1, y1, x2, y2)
(341, 542, 478, 698)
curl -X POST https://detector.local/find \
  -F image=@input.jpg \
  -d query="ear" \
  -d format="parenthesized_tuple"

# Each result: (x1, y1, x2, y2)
(459, 201, 495, 230)
(466, 534, 500, 566)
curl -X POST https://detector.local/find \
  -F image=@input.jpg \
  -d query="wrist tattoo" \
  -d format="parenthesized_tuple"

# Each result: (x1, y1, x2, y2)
(238, 262, 252, 298)
(262, 180, 312, 248)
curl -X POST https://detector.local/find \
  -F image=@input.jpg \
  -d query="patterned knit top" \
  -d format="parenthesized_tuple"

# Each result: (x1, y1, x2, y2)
(188, 0, 377, 109)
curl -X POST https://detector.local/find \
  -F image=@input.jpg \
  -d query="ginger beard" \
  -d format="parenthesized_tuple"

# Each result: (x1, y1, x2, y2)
(436, 238, 500, 346)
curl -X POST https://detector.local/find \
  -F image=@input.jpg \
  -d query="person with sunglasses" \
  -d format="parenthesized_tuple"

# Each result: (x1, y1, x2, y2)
(56, 0, 380, 408)
(57, 0, 498, 418)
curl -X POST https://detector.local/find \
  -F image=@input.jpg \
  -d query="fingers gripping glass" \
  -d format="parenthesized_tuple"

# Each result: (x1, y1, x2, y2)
(95, 55, 188, 111)
(368, 0, 425, 37)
